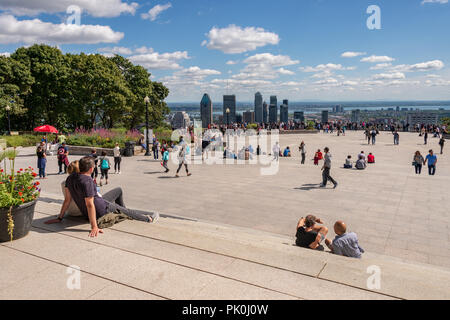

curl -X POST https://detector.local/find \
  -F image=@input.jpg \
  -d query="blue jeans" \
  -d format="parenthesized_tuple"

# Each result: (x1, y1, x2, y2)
(428, 165, 436, 175)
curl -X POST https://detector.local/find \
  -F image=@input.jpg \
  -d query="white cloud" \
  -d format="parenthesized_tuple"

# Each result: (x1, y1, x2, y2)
(390, 60, 444, 72)
(98, 46, 133, 55)
(372, 72, 406, 80)
(202, 25, 280, 54)
(425, 78, 450, 86)
(243, 53, 299, 67)
(342, 81, 359, 86)
(300, 63, 353, 72)
(141, 3, 172, 21)
(98, 46, 155, 56)
(361, 55, 395, 63)
(314, 78, 339, 86)
(0, 0, 138, 17)
(0, 15, 123, 44)
(369, 63, 392, 70)
(230, 53, 299, 80)
(226, 60, 238, 65)
(421, 0, 448, 4)
(277, 68, 295, 75)
(128, 51, 189, 70)
(161, 67, 221, 89)
(134, 46, 154, 54)
(0, 52, 10, 57)
(341, 51, 366, 58)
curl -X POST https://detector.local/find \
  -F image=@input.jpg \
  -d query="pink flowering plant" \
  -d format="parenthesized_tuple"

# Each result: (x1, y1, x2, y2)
(0, 148, 40, 241)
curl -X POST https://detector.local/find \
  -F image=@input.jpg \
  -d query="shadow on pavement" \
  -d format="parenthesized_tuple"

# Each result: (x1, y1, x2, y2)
(294, 184, 324, 191)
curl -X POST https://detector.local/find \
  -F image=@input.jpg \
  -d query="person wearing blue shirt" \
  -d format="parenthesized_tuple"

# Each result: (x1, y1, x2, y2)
(283, 146, 291, 157)
(325, 221, 364, 258)
(424, 149, 438, 175)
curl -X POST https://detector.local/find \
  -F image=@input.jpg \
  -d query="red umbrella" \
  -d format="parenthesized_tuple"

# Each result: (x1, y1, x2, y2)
(33, 125, 59, 134)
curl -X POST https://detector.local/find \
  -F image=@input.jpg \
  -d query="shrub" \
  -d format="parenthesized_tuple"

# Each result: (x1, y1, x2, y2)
(0, 148, 40, 241)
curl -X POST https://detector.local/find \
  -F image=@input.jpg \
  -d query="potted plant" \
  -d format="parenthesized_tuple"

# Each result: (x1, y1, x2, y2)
(0, 148, 40, 242)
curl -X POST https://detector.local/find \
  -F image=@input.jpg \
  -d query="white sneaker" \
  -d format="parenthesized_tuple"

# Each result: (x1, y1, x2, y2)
(118, 171, 121, 175)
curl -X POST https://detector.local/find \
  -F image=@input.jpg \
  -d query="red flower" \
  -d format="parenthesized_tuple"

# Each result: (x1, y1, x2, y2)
(0, 169, 3, 172)
(18, 192, 23, 196)
(20, 168, 23, 171)
(32, 173, 37, 177)
(35, 181, 40, 186)
(21, 198, 25, 202)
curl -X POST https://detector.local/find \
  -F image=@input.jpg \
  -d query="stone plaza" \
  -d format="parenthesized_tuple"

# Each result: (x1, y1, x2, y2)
(1, 130, 449, 300)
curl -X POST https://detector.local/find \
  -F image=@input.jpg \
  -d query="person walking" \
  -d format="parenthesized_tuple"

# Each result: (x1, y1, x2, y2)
(99, 151, 111, 186)
(413, 151, 425, 175)
(175, 136, 191, 178)
(152, 139, 159, 160)
(57, 142, 69, 174)
(272, 142, 280, 161)
(113, 143, 122, 174)
(90, 149, 99, 184)
(299, 141, 306, 165)
(36, 145, 47, 179)
(439, 137, 445, 154)
(162, 148, 170, 173)
(320, 147, 338, 189)
(370, 129, 378, 145)
(424, 149, 437, 176)
(424, 131, 428, 145)
(393, 131, 400, 145)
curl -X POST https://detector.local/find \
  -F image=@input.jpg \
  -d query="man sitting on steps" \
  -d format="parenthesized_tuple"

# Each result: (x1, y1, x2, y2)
(325, 221, 364, 259)
(45, 156, 159, 237)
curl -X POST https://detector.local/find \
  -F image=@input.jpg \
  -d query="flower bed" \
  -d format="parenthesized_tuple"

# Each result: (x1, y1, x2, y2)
(0, 148, 40, 241)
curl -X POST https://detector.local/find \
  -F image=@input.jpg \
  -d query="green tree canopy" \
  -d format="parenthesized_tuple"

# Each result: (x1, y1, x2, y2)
(1, 44, 170, 132)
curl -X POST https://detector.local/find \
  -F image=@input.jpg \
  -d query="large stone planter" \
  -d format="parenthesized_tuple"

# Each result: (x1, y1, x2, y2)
(0, 199, 37, 242)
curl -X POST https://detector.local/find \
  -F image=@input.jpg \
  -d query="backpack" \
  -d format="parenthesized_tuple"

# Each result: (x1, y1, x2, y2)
(101, 158, 110, 170)
(57, 147, 65, 158)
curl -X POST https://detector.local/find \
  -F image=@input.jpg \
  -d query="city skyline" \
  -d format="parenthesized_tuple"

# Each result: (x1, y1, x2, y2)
(0, 0, 449, 102)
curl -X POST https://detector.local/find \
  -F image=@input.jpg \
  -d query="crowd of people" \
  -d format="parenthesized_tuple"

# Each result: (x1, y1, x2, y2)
(32, 123, 446, 261)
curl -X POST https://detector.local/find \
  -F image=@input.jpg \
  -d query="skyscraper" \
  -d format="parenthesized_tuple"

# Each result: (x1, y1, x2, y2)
(280, 104, 288, 123)
(270, 96, 277, 107)
(243, 110, 255, 123)
(269, 96, 277, 123)
(254, 92, 263, 123)
(283, 99, 288, 106)
(321, 110, 329, 123)
(200, 93, 213, 128)
(263, 101, 268, 123)
(269, 104, 278, 124)
(223, 95, 236, 124)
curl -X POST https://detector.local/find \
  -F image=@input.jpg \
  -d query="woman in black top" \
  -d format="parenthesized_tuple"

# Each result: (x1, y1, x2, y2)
(295, 215, 328, 251)
(36, 146, 47, 179)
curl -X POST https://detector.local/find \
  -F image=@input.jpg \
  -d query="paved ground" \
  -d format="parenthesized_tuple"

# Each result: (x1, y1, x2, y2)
(13, 130, 450, 269)
(2, 201, 449, 300)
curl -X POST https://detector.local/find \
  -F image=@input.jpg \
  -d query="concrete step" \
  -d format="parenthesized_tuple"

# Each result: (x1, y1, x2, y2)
(27, 198, 450, 300)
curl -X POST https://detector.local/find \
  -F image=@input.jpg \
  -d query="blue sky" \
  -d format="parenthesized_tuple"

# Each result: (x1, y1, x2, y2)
(0, 0, 449, 102)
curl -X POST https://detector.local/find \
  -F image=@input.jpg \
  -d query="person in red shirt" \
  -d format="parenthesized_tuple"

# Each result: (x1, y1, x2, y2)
(314, 149, 323, 165)
(368, 153, 375, 163)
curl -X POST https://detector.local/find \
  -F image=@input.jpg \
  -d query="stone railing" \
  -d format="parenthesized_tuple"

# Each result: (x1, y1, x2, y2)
(67, 145, 115, 156)
(279, 129, 319, 135)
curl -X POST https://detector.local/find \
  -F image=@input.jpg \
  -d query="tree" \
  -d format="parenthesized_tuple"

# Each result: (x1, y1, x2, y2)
(4, 45, 169, 131)
(110, 55, 170, 129)
(0, 56, 34, 130)
(11, 44, 69, 130)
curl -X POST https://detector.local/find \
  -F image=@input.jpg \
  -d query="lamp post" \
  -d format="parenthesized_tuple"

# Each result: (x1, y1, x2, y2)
(226, 108, 230, 128)
(5, 105, 11, 135)
(144, 96, 151, 156)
